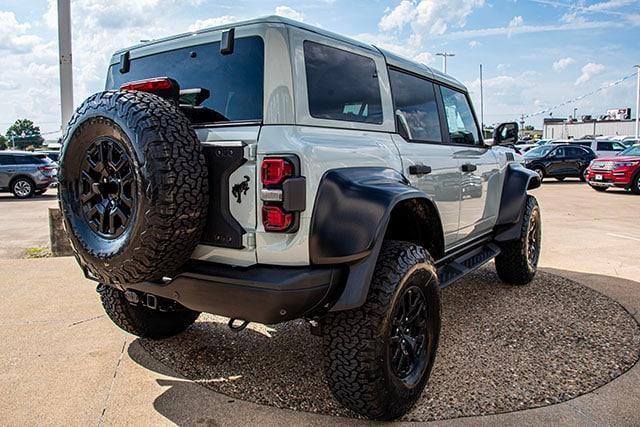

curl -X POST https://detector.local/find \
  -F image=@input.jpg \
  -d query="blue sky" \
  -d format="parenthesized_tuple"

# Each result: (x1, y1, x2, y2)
(1, 0, 639, 135)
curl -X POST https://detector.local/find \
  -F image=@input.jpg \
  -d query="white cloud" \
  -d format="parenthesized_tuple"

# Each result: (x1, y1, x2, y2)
(509, 15, 524, 27)
(468, 40, 480, 48)
(575, 63, 606, 85)
(189, 16, 238, 32)
(379, 0, 485, 35)
(275, 5, 305, 22)
(0, 11, 41, 53)
(552, 57, 575, 71)
(497, 63, 510, 71)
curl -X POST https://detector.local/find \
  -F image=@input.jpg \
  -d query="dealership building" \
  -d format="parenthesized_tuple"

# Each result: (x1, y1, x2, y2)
(542, 108, 637, 139)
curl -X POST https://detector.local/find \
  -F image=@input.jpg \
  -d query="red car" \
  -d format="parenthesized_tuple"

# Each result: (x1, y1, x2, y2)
(585, 144, 640, 194)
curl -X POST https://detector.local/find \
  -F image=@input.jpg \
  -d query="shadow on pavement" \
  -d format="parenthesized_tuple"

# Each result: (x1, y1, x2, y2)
(126, 267, 640, 425)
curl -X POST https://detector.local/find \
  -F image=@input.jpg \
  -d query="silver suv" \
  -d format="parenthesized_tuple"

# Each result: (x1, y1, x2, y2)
(0, 151, 57, 198)
(58, 16, 541, 420)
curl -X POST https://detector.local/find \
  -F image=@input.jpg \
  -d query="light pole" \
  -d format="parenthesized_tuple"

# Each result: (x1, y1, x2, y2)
(436, 52, 455, 74)
(635, 65, 640, 140)
(57, 0, 74, 131)
(479, 64, 484, 134)
(573, 108, 578, 120)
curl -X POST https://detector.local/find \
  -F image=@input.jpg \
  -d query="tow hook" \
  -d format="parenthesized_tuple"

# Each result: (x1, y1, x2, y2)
(228, 318, 249, 332)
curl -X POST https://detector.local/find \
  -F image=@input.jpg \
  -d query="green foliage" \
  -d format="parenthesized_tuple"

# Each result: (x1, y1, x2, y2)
(0, 135, 7, 150)
(5, 119, 44, 150)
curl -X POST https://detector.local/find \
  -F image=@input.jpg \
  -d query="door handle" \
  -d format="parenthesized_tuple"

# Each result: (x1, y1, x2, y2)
(461, 163, 477, 173)
(409, 165, 432, 175)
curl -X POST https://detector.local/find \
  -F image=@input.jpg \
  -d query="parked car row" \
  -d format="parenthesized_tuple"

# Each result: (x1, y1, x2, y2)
(0, 151, 58, 198)
(521, 141, 640, 195)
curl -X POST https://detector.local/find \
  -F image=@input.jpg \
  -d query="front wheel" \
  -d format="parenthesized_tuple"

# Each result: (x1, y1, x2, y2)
(532, 167, 545, 182)
(495, 195, 541, 285)
(323, 241, 441, 420)
(631, 174, 640, 195)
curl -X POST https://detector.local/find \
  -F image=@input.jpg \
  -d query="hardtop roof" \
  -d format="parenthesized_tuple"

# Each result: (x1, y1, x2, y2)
(113, 15, 466, 91)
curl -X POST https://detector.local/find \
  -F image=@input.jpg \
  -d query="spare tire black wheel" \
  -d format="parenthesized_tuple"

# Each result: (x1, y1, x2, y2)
(59, 91, 208, 284)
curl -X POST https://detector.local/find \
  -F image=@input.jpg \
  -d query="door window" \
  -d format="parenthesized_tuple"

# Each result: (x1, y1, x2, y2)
(440, 86, 480, 145)
(551, 147, 566, 158)
(0, 155, 13, 165)
(565, 147, 586, 157)
(303, 41, 383, 124)
(388, 69, 442, 143)
(597, 141, 613, 151)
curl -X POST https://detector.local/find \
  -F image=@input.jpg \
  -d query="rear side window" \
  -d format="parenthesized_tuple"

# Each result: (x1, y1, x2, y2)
(12, 155, 40, 165)
(106, 36, 264, 124)
(303, 41, 382, 124)
(440, 86, 480, 145)
(389, 69, 442, 142)
(597, 141, 613, 151)
(0, 155, 12, 165)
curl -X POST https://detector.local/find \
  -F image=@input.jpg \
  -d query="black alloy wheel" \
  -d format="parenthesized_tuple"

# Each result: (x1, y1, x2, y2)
(79, 137, 136, 239)
(389, 285, 430, 384)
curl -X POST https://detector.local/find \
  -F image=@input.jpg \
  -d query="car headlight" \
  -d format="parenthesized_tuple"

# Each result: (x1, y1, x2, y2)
(613, 161, 638, 168)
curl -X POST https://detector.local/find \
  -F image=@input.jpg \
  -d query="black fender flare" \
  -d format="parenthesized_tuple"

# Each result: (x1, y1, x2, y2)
(309, 167, 441, 311)
(494, 162, 540, 242)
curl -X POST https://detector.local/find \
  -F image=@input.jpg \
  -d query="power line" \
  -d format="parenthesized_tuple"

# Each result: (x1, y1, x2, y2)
(522, 72, 636, 119)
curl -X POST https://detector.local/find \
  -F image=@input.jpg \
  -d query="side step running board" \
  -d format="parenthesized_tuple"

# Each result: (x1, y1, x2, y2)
(437, 243, 500, 288)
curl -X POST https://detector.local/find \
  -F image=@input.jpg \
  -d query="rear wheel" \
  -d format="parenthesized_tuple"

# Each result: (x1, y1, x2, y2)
(495, 195, 541, 285)
(11, 177, 34, 199)
(98, 285, 199, 339)
(323, 241, 441, 420)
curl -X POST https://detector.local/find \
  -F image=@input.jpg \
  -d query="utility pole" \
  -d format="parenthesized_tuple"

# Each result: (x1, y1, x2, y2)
(635, 65, 640, 140)
(436, 52, 455, 74)
(57, 0, 74, 131)
(573, 107, 578, 121)
(479, 64, 484, 135)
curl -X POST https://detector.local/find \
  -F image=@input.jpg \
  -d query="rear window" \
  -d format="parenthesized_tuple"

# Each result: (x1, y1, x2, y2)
(303, 41, 382, 124)
(106, 36, 264, 124)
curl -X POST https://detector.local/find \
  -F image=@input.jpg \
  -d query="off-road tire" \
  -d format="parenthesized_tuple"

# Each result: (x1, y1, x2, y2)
(58, 91, 208, 284)
(323, 240, 441, 420)
(99, 285, 199, 339)
(495, 195, 541, 285)
(11, 177, 35, 199)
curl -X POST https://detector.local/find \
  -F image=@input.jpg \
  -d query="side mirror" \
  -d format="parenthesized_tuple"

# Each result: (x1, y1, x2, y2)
(493, 122, 519, 145)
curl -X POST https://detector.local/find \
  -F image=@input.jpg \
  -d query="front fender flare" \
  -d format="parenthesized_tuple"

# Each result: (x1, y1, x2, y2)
(494, 162, 540, 241)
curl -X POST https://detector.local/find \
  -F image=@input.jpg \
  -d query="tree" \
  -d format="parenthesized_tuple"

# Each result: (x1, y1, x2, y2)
(0, 135, 7, 150)
(6, 119, 44, 150)
(524, 125, 535, 131)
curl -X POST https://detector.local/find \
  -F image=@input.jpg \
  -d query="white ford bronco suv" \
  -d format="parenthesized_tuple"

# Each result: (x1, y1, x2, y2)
(59, 16, 541, 420)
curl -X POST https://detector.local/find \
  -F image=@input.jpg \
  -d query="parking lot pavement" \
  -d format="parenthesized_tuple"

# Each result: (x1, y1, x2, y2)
(0, 189, 59, 259)
(536, 181, 640, 282)
(0, 181, 639, 425)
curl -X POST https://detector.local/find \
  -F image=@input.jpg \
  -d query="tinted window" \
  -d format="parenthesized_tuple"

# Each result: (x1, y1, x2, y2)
(440, 86, 480, 145)
(597, 141, 613, 151)
(0, 154, 12, 165)
(566, 147, 586, 157)
(106, 36, 264, 124)
(389, 69, 442, 142)
(551, 147, 566, 157)
(304, 41, 382, 124)
(12, 155, 40, 165)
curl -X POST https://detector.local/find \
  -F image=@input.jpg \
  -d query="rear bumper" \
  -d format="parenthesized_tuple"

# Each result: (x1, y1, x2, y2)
(121, 261, 345, 324)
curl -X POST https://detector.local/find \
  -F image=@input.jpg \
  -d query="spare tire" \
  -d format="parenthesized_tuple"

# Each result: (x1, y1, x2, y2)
(59, 91, 208, 284)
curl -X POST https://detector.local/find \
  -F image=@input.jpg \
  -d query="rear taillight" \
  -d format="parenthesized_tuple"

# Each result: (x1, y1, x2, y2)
(262, 206, 293, 232)
(261, 156, 303, 233)
(38, 166, 55, 172)
(120, 77, 173, 92)
(261, 158, 293, 186)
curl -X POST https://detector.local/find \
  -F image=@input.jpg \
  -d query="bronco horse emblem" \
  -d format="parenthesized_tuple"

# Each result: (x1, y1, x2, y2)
(232, 175, 251, 203)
